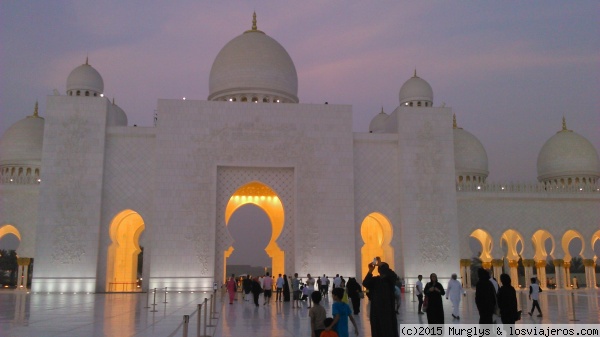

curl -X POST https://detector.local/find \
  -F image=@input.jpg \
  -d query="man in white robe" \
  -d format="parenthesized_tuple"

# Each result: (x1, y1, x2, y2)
(446, 273, 464, 319)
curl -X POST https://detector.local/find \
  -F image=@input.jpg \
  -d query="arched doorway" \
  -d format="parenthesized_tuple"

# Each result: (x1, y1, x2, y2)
(562, 230, 584, 288)
(501, 229, 524, 287)
(0, 225, 22, 288)
(0, 224, 21, 249)
(360, 212, 394, 280)
(106, 210, 145, 292)
(224, 181, 284, 283)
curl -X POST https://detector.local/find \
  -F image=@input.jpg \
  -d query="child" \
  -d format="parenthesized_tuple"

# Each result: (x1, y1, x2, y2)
(309, 291, 327, 337)
(325, 288, 358, 337)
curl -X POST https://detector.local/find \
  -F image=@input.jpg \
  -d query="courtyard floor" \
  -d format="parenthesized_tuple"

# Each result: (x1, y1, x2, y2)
(1, 288, 598, 336)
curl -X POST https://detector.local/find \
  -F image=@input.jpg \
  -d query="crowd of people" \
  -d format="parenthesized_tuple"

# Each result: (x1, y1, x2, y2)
(224, 262, 542, 336)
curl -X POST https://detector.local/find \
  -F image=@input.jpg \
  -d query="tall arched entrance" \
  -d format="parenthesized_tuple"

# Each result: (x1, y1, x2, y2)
(224, 181, 285, 283)
(360, 212, 394, 281)
(106, 210, 145, 292)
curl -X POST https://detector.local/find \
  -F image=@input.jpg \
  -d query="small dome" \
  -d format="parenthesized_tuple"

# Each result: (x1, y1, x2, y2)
(537, 119, 600, 183)
(66, 59, 104, 96)
(107, 99, 128, 126)
(369, 108, 389, 133)
(0, 103, 45, 167)
(399, 70, 433, 107)
(454, 118, 488, 180)
(208, 13, 298, 103)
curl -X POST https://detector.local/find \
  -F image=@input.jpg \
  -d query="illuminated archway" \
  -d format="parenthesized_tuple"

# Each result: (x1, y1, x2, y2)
(106, 210, 145, 292)
(562, 229, 584, 261)
(593, 230, 600, 260)
(470, 229, 493, 263)
(501, 229, 524, 261)
(224, 181, 284, 282)
(360, 212, 394, 280)
(532, 230, 555, 261)
(0, 224, 22, 243)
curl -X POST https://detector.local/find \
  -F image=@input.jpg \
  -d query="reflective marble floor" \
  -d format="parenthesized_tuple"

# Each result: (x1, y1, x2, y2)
(1, 289, 598, 337)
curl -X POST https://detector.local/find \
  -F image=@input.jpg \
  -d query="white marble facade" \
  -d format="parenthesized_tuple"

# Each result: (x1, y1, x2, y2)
(1, 16, 599, 293)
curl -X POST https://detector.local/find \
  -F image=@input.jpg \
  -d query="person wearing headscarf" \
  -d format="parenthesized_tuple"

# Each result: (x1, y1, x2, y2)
(424, 273, 445, 324)
(345, 277, 362, 315)
(283, 274, 291, 302)
(363, 262, 399, 337)
(475, 268, 497, 324)
(497, 273, 518, 330)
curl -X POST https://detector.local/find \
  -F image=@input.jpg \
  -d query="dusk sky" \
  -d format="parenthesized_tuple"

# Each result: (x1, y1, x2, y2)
(1, 2, 598, 263)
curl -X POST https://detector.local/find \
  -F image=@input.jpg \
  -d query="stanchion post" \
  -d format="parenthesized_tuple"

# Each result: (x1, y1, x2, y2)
(411, 283, 416, 302)
(182, 315, 189, 337)
(197, 303, 202, 337)
(144, 289, 151, 308)
(206, 295, 216, 327)
(150, 288, 158, 312)
(203, 298, 208, 337)
(164, 287, 168, 303)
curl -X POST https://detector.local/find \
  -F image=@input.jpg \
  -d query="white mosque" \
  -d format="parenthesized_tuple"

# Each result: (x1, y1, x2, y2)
(1, 14, 599, 294)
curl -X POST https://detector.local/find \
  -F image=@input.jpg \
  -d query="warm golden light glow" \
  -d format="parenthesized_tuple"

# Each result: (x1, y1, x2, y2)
(500, 229, 524, 261)
(106, 210, 145, 292)
(360, 212, 394, 280)
(470, 229, 494, 263)
(0, 224, 22, 242)
(224, 181, 285, 282)
(561, 229, 584, 261)
(532, 229, 555, 261)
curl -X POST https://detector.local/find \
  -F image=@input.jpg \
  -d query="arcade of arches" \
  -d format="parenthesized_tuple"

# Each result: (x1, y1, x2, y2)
(464, 228, 599, 290)
(224, 182, 284, 283)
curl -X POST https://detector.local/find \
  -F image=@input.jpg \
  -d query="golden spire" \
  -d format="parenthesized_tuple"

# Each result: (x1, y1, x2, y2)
(413, 68, 417, 77)
(85, 55, 89, 65)
(380, 106, 384, 114)
(562, 116, 567, 131)
(27, 101, 41, 119)
(453, 113, 457, 128)
(244, 11, 264, 34)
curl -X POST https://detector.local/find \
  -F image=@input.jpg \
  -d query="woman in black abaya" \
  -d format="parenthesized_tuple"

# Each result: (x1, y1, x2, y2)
(423, 273, 445, 324)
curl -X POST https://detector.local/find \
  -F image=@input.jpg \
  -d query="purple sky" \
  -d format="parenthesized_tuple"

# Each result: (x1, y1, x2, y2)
(0, 1, 599, 265)
(2, 1, 598, 183)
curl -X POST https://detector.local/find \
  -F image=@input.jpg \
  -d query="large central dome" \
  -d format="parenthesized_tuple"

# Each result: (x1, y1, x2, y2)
(208, 13, 298, 103)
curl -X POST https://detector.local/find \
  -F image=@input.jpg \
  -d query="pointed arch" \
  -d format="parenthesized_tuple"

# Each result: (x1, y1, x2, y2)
(592, 230, 600, 260)
(106, 210, 145, 292)
(532, 230, 555, 261)
(360, 212, 394, 280)
(0, 224, 21, 242)
(562, 229, 584, 261)
(224, 181, 285, 281)
(501, 229, 525, 261)
(470, 229, 493, 263)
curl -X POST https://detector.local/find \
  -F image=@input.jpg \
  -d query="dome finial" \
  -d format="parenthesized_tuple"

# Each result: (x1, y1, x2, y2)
(381, 106, 384, 114)
(562, 116, 567, 131)
(112, 97, 115, 105)
(453, 113, 457, 129)
(413, 68, 417, 77)
(85, 55, 89, 65)
(252, 11, 257, 31)
(27, 101, 41, 119)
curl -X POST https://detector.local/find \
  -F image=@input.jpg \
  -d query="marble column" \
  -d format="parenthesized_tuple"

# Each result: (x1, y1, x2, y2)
(460, 259, 471, 288)
(553, 259, 565, 289)
(536, 260, 547, 289)
(564, 261, 572, 288)
(15, 257, 31, 291)
(583, 259, 597, 289)
(523, 259, 535, 289)
(508, 260, 519, 288)
(491, 259, 504, 281)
